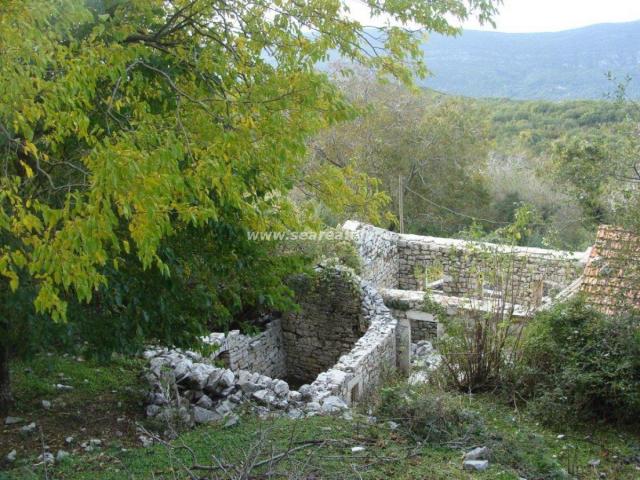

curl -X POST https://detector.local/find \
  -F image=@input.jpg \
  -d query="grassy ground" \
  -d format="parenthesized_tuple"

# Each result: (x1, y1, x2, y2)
(1, 353, 147, 476)
(2, 356, 639, 479)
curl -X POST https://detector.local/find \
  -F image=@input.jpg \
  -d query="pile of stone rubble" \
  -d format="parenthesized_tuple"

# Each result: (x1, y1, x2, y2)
(408, 340, 441, 385)
(410, 340, 441, 369)
(143, 348, 348, 426)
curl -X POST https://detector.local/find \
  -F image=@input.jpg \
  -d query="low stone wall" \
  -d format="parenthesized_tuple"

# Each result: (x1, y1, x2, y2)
(144, 266, 400, 420)
(343, 221, 588, 308)
(381, 289, 439, 341)
(397, 234, 586, 306)
(204, 319, 287, 380)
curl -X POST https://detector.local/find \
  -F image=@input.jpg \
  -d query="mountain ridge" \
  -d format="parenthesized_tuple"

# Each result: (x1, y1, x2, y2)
(417, 20, 640, 100)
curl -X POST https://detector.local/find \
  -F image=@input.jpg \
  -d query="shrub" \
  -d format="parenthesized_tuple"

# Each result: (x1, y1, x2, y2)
(376, 382, 485, 445)
(515, 298, 640, 424)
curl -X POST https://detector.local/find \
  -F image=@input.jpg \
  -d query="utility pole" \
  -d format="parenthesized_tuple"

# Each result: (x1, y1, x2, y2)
(398, 174, 404, 234)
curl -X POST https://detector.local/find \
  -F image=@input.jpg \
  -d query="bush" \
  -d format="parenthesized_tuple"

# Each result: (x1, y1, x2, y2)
(515, 298, 640, 424)
(376, 382, 485, 445)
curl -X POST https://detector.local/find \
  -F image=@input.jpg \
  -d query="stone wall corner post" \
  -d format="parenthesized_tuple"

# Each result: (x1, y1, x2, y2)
(396, 316, 411, 376)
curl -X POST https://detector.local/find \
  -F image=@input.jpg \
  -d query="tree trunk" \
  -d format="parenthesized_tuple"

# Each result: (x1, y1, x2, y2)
(0, 341, 13, 416)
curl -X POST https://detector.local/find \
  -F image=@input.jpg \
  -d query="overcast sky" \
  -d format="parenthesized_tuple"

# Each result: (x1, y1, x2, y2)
(347, 0, 640, 33)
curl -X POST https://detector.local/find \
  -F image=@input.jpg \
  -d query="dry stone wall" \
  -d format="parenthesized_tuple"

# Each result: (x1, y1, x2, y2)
(343, 221, 587, 307)
(204, 319, 287, 379)
(304, 282, 398, 404)
(282, 268, 370, 384)
(343, 221, 398, 289)
(397, 234, 586, 306)
(143, 265, 399, 420)
(381, 289, 439, 342)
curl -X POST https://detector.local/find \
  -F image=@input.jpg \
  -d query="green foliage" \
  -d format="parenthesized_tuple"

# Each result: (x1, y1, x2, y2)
(310, 73, 493, 237)
(421, 291, 447, 319)
(551, 137, 611, 224)
(487, 98, 638, 154)
(376, 382, 485, 445)
(0, 0, 500, 370)
(284, 227, 363, 273)
(0, 0, 499, 319)
(7, 359, 640, 479)
(11, 354, 143, 406)
(515, 298, 640, 425)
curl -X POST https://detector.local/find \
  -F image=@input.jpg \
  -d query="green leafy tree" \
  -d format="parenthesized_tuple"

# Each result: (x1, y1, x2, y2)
(309, 72, 492, 235)
(0, 0, 499, 413)
(551, 137, 612, 225)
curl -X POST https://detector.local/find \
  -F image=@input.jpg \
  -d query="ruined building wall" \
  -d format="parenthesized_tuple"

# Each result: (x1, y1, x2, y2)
(282, 268, 371, 384)
(343, 221, 399, 289)
(204, 319, 287, 379)
(343, 221, 586, 307)
(307, 282, 398, 403)
(397, 234, 586, 305)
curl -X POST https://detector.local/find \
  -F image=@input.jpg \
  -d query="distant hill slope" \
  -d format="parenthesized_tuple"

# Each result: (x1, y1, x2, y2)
(418, 21, 640, 100)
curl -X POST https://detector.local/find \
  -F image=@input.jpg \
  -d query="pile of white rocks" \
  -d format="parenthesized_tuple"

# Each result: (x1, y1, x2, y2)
(143, 348, 348, 426)
(408, 340, 441, 385)
(411, 340, 441, 370)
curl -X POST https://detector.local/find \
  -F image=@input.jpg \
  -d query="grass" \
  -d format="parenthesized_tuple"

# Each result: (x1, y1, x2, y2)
(1, 353, 146, 478)
(2, 356, 639, 479)
(11, 354, 144, 405)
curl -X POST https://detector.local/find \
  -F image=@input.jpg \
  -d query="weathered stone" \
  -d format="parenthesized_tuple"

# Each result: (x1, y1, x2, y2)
(219, 369, 235, 388)
(273, 379, 289, 397)
(463, 460, 489, 472)
(173, 360, 193, 383)
(195, 394, 214, 409)
(146, 404, 161, 417)
(215, 399, 235, 416)
(4, 416, 23, 425)
(38, 452, 55, 464)
(56, 450, 70, 462)
(321, 396, 347, 413)
(252, 389, 276, 406)
(193, 406, 222, 424)
(298, 385, 314, 401)
(224, 414, 239, 428)
(20, 422, 36, 434)
(288, 390, 302, 402)
(287, 408, 304, 419)
(5, 450, 17, 463)
(139, 435, 153, 448)
(204, 369, 223, 392)
(185, 363, 214, 389)
(148, 392, 169, 406)
(464, 446, 490, 461)
(305, 401, 321, 412)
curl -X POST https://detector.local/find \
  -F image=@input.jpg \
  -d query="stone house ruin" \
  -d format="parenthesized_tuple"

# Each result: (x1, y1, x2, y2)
(343, 221, 590, 344)
(146, 221, 632, 422)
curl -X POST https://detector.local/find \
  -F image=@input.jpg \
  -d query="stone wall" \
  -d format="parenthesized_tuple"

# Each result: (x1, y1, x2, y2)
(397, 234, 586, 306)
(381, 289, 439, 341)
(343, 221, 399, 289)
(145, 265, 400, 418)
(282, 268, 371, 384)
(204, 319, 287, 380)
(343, 221, 587, 307)
(305, 282, 398, 404)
